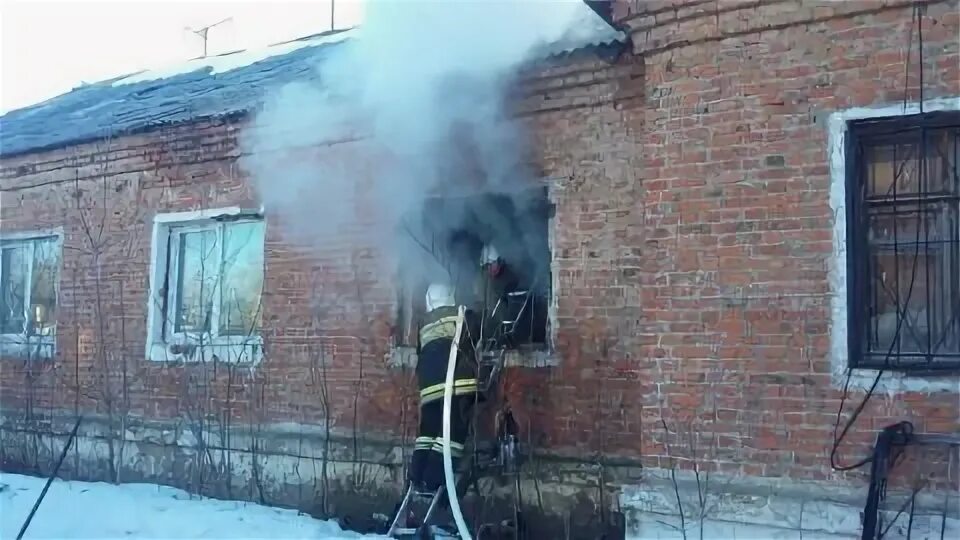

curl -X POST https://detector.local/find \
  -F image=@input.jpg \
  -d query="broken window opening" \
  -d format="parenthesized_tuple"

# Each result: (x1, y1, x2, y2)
(395, 185, 553, 353)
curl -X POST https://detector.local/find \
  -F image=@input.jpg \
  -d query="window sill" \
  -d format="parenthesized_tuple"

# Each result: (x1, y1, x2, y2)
(853, 355, 960, 375)
(386, 345, 558, 369)
(0, 335, 55, 359)
(835, 364, 960, 394)
(147, 337, 263, 364)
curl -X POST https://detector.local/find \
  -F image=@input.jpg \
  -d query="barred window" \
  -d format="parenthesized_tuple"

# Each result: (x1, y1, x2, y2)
(846, 112, 960, 371)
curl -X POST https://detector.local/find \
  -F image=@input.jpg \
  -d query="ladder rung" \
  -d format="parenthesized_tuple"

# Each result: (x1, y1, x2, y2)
(428, 525, 461, 538)
(390, 526, 461, 538)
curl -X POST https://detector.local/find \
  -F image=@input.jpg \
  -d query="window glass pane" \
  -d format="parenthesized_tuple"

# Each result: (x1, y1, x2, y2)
(29, 238, 60, 336)
(175, 229, 219, 334)
(870, 251, 935, 354)
(219, 222, 264, 336)
(867, 206, 958, 356)
(866, 139, 945, 198)
(867, 204, 952, 247)
(928, 128, 958, 194)
(0, 246, 28, 334)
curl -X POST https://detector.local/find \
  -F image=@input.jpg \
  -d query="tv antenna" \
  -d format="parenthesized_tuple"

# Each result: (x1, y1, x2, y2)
(186, 17, 232, 58)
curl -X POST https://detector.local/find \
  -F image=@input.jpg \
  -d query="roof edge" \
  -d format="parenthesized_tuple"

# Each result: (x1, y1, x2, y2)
(0, 37, 628, 160)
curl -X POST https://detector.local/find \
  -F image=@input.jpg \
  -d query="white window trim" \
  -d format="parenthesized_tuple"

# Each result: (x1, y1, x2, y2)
(146, 207, 265, 364)
(827, 97, 960, 393)
(0, 228, 63, 360)
(546, 176, 560, 365)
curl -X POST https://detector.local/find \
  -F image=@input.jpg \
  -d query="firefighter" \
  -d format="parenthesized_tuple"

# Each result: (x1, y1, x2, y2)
(475, 243, 520, 344)
(409, 282, 480, 492)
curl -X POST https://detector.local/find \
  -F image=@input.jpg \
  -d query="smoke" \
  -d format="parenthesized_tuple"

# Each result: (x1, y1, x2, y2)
(241, 0, 585, 291)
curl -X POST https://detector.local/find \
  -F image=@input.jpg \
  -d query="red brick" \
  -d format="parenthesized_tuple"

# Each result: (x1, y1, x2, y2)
(1, 0, 958, 493)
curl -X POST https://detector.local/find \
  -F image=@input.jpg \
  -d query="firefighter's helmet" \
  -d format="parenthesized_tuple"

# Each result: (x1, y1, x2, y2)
(425, 283, 456, 312)
(481, 244, 500, 265)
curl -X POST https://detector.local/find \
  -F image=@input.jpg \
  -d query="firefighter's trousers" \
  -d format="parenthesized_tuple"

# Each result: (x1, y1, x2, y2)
(409, 395, 475, 491)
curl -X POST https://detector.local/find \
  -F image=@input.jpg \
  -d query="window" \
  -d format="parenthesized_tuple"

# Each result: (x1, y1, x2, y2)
(846, 112, 960, 371)
(148, 209, 265, 363)
(0, 234, 61, 358)
(394, 186, 553, 355)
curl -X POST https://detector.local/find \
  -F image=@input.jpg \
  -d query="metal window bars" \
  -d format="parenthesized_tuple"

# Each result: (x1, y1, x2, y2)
(846, 112, 960, 372)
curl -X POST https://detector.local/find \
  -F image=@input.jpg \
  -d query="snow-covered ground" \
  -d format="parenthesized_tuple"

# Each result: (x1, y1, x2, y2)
(0, 473, 385, 539)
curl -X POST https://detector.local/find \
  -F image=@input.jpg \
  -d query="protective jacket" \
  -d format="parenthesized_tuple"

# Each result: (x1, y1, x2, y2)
(409, 306, 480, 491)
(415, 305, 479, 406)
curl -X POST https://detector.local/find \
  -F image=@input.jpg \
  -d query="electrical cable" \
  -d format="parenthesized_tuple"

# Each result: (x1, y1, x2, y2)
(17, 416, 83, 540)
(877, 466, 920, 539)
(842, 9, 948, 539)
(861, 421, 915, 539)
(831, 369, 884, 471)
(831, 154, 923, 471)
(830, 5, 928, 473)
(918, 4, 924, 115)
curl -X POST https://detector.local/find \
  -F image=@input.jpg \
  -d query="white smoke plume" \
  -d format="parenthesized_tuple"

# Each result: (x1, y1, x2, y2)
(241, 0, 588, 289)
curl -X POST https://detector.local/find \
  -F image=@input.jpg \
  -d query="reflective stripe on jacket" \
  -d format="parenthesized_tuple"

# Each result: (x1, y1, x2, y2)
(416, 306, 478, 406)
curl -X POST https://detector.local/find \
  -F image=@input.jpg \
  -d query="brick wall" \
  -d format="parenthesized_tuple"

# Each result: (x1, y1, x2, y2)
(608, 0, 960, 485)
(1, 0, 958, 509)
(0, 120, 409, 436)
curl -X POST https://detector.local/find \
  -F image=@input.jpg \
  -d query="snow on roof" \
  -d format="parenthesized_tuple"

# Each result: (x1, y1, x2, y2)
(113, 28, 359, 87)
(110, 2, 623, 88)
(538, 2, 625, 58)
(0, 3, 624, 157)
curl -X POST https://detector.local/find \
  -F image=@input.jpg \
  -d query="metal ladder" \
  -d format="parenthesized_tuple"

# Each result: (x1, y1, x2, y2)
(387, 484, 459, 539)
(389, 293, 533, 539)
(387, 349, 506, 539)
(388, 458, 495, 540)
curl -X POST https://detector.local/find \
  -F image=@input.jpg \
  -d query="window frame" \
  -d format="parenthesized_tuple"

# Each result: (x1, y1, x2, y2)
(146, 208, 265, 364)
(845, 111, 960, 372)
(389, 183, 559, 368)
(0, 229, 62, 359)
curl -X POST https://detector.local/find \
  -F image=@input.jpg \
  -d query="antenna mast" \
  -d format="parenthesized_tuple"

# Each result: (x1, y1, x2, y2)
(330, 0, 336, 30)
(188, 17, 232, 58)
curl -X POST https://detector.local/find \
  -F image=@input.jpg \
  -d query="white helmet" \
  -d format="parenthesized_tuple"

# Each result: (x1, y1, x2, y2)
(425, 283, 455, 312)
(480, 244, 500, 265)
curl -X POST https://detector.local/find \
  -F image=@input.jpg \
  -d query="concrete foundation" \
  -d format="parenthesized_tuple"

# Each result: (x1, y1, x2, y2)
(0, 411, 626, 537)
(2, 411, 956, 539)
(621, 469, 960, 540)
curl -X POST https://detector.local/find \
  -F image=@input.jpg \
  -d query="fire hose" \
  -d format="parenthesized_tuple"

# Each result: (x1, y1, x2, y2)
(441, 306, 472, 540)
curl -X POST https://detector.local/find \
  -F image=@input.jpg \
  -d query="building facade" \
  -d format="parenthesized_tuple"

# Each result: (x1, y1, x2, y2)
(1, 1, 958, 537)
